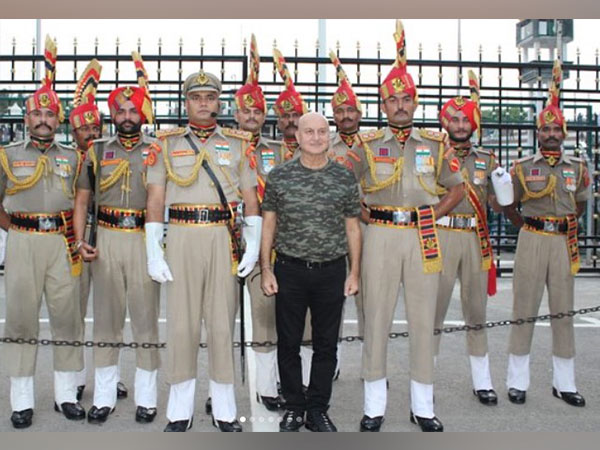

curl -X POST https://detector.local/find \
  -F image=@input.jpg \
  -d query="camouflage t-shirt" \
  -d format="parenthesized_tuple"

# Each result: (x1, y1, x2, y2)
(262, 157, 361, 262)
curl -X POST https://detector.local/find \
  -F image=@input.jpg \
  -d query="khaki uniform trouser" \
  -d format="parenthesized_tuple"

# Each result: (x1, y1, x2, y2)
(361, 226, 439, 383)
(166, 225, 237, 385)
(434, 228, 488, 357)
(91, 227, 161, 370)
(248, 264, 313, 353)
(3, 229, 83, 377)
(509, 228, 575, 358)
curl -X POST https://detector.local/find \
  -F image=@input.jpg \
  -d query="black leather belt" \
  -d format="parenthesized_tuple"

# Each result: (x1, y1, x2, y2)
(10, 213, 64, 232)
(168, 207, 232, 224)
(524, 217, 568, 234)
(369, 208, 418, 225)
(98, 208, 145, 230)
(276, 252, 346, 270)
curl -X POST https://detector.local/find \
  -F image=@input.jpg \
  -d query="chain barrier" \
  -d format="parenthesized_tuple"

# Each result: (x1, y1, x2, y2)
(1, 306, 599, 349)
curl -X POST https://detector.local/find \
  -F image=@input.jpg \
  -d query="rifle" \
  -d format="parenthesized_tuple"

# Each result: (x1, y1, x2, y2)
(87, 143, 102, 247)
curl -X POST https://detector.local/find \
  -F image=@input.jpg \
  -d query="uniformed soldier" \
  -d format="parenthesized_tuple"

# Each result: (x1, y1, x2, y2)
(273, 48, 308, 162)
(73, 52, 161, 424)
(328, 50, 366, 379)
(434, 70, 500, 405)
(0, 36, 85, 428)
(358, 20, 464, 432)
(68, 59, 129, 403)
(235, 35, 285, 411)
(272, 48, 313, 388)
(503, 60, 590, 407)
(145, 69, 261, 432)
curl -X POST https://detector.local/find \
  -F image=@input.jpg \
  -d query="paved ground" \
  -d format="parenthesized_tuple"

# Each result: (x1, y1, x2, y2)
(0, 273, 599, 432)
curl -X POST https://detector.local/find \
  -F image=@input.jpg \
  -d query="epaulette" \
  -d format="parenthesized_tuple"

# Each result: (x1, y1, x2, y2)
(221, 127, 252, 141)
(57, 141, 76, 151)
(568, 155, 586, 163)
(156, 127, 186, 139)
(473, 147, 492, 156)
(513, 155, 534, 165)
(358, 129, 384, 143)
(419, 129, 446, 142)
(3, 141, 26, 152)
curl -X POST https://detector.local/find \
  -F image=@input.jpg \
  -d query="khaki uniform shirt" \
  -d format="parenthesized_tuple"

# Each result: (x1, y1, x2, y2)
(77, 134, 155, 210)
(146, 125, 257, 205)
(0, 138, 80, 213)
(356, 127, 463, 207)
(329, 132, 363, 181)
(451, 147, 498, 215)
(511, 150, 591, 217)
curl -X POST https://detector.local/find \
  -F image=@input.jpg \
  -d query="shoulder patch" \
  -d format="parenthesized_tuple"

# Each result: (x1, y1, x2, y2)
(156, 127, 186, 139)
(221, 127, 252, 141)
(358, 129, 384, 143)
(419, 129, 446, 142)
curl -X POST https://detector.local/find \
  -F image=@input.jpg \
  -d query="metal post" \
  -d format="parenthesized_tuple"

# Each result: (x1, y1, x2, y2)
(35, 19, 42, 83)
(318, 19, 327, 113)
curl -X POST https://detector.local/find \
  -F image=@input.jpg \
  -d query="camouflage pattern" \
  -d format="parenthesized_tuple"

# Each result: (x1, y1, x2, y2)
(452, 147, 498, 214)
(262, 158, 361, 262)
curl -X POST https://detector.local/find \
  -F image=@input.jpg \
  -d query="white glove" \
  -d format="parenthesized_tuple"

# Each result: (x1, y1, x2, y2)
(237, 215, 262, 278)
(144, 221, 173, 283)
(491, 166, 514, 206)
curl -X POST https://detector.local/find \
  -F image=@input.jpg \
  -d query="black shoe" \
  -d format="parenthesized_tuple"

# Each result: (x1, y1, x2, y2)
(136, 406, 157, 423)
(256, 392, 285, 411)
(333, 369, 341, 381)
(508, 388, 526, 404)
(164, 417, 193, 432)
(279, 410, 305, 432)
(87, 405, 114, 424)
(473, 389, 498, 405)
(212, 416, 243, 432)
(117, 381, 128, 399)
(552, 387, 586, 407)
(359, 414, 384, 432)
(305, 410, 337, 432)
(54, 402, 86, 421)
(205, 397, 212, 415)
(11, 409, 33, 429)
(410, 411, 444, 432)
(76, 385, 85, 401)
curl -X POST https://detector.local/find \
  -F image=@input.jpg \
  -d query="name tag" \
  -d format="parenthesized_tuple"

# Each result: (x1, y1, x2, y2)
(525, 175, 546, 182)
(101, 158, 123, 167)
(172, 149, 196, 158)
(415, 147, 434, 174)
(13, 160, 36, 168)
(215, 141, 231, 166)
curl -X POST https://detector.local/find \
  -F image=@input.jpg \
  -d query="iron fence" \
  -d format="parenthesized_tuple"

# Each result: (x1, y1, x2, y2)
(0, 37, 598, 273)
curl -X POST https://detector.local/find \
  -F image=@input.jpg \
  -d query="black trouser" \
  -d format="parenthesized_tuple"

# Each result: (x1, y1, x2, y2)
(274, 254, 346, 413)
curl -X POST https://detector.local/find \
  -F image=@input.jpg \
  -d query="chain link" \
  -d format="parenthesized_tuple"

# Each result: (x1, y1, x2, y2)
(1, 305, 598, 349)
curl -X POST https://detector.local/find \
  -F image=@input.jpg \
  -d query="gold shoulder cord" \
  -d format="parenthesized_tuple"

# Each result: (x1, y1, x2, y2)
(0, 147, 50, 195)
(162, 137, 207, 187)
(360, 139, 404, 194)
(515, 162, 556, 202)
(417, 141, 447, 196)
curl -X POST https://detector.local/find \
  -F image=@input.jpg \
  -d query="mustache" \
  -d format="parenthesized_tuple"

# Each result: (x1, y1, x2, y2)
(34, 123, 50, 129)
(120, 120, 136, 127)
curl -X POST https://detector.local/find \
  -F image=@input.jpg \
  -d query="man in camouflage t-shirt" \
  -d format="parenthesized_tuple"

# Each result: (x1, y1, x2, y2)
(261, 112, 362, 432)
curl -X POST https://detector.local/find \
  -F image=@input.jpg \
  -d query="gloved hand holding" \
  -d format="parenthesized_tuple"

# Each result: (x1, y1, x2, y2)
(237, 215, 263, 278)
(491, 166, 514, 206)
(145, 221, 173, 283)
